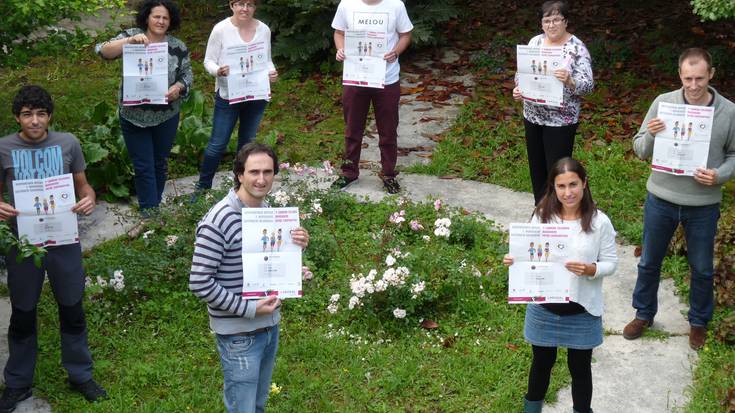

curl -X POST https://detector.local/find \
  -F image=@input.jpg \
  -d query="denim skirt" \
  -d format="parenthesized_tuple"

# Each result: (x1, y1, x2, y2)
(524, 303, 603, 350)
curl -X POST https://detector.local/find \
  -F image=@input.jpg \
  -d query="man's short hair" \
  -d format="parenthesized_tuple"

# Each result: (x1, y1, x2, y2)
(12, 85, 54, 117)
(678, 48, 713, 71)
(233, 143, 279, 189)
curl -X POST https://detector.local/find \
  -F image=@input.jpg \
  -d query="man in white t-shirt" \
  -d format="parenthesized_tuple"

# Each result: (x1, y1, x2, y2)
(331, 0, 413, 194)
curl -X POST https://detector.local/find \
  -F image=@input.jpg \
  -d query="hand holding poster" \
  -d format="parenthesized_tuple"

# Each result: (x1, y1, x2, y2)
(224, 43, 272, 104)
(242, 208, 302, 299)
(507, 223, 573, 304)
(342, 30, 387, 89)
(12, 173, 79, 246)
(651, 102, 714, 176)
(516, 45, 564, 107)
(122, 42, 169, 106)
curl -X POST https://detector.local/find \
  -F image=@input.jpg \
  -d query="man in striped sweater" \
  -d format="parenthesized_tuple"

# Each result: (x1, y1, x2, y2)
(189, 143, 310, 413)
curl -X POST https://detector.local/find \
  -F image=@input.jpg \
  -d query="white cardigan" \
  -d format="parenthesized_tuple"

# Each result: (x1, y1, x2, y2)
(531, 210, 618, 317)
(203, 18, 276, 100)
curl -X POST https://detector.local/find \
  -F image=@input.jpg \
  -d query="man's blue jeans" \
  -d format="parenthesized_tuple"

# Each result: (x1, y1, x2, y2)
(632, 193, 720, 327)
(216, 325, 279, 413)
(197, 94, 267, 189)
(120, 114, 179, 210)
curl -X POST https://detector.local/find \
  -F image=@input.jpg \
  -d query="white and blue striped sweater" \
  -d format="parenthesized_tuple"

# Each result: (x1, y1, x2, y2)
(189, 189, 280, 334)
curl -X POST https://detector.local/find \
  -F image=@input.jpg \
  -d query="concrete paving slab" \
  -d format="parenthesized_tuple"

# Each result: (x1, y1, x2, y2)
(543, 335, 696, 413)
(0, 299, 52, 412)
(603, 245, 690, 335)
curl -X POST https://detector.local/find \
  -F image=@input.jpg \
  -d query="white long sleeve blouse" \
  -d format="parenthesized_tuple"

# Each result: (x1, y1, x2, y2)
(203, 18, 276, 100)
(531, 210, 618, 317)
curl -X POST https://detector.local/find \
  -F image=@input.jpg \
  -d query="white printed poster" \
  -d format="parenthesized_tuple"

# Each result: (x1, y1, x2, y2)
(651, 102, 714, 176)
(12, 174, 79, 247)
(342, 30, 387, 89)
(242, 208, 302, 299)
(224, 43, 271, 103)
(507, 223, 574, 304)
(516, 45, 564, 107)
(122, 42, 169, 106)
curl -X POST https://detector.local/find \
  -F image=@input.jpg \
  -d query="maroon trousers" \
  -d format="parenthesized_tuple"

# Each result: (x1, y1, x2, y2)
(341, 82, 401, 179)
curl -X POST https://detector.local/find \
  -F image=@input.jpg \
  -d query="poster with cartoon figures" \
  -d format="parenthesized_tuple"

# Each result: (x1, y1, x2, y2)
(122, 42, 169, 106)
(224, 43, 271, 104)
(241, 208, 302, 299)
(12, 173, 79, 246)
(342, 30, 387, 89)
(507, 223, 574, 304)
(516, 45, 564, 107)
(651, 102, 714, 176)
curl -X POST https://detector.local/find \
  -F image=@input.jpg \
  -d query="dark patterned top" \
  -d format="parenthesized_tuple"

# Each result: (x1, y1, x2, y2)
(523, 34, 594, 126)
(95, 28, 194, 128)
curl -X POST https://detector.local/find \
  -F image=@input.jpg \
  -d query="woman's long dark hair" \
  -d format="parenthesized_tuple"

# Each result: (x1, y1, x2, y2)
(533, 157, 597, 232)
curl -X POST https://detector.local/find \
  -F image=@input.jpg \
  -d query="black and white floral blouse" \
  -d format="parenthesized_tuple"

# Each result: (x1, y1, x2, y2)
(95, 28, 194, 128)
(523, 34, 593, 127)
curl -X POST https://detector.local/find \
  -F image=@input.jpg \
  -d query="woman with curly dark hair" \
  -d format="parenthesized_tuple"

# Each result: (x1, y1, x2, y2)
(96, 0, 193, 214)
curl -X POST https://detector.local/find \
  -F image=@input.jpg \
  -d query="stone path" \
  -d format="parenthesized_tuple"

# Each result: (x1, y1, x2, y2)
(0, 50, 696, 412)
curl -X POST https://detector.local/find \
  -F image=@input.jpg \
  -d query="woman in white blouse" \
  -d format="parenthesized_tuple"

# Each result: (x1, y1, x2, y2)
(195, 0, 278, 191)
(503, 157, 617, 413)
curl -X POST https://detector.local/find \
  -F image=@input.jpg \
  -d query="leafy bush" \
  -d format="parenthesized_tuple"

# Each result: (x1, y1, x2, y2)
(691, 0, 735, 21)
(0, 222, 47, 267)
(1, 28, 96, 68)
(76, 101, 134, 200)
(254, 0, 460, 72)
(267, 168, 506, 333)
(714, 201, 735, 344)
(170, 89, 213, 166)
(586, 38, 632, 72)
(0, 0, 124, 61)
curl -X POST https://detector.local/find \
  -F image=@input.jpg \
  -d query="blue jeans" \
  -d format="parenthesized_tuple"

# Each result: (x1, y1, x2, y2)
(216, 325, 279, 413)
(120, 114, 179, 210)
(633, 193, 720, 326)
(197, 94, 267, 189)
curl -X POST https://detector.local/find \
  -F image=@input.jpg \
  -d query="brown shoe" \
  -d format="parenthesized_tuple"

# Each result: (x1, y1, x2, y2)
(623, 318, 652, 340)
(689, 326, 706, 350)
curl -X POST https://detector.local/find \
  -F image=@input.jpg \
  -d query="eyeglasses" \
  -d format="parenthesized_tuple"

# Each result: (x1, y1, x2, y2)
(232, 1, 255, 9)
(541, 17, 565, 27)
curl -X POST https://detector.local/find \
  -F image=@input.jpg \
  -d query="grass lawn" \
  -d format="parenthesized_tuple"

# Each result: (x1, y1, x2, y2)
(27, 184, 574, 412)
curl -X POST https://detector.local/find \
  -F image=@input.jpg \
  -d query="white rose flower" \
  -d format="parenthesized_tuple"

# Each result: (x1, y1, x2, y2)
(393, 308, 407, 319)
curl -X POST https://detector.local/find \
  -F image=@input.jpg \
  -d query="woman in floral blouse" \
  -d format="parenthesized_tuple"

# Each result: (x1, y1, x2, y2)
(513, 0, 593, 204)
(96, 0, 193, 213)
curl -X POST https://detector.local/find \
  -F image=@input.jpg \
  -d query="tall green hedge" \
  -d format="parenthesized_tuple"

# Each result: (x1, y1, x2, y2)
(255, 0, 459, 71)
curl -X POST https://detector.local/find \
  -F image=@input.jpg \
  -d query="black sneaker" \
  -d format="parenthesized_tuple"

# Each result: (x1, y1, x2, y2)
(331, 176, 357, 189)
(70, 379, 108, 402)
(0, 386, 32, 413)
(383, 178, 400, 194)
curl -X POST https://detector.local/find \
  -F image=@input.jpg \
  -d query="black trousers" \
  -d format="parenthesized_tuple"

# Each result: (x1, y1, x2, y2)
(526, 345, 593, 413)
(4, 243, 93, 388)
(523, 119, 579, 204)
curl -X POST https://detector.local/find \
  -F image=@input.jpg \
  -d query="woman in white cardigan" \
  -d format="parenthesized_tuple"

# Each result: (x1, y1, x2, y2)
(503, 157, 617, 413)
(195, 0, 278, 190)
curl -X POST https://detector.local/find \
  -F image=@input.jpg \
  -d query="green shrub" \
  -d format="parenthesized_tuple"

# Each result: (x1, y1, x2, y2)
(76, 101, 134, 200)
(255, 0, 459, 72)
(266, 169, 505, 333)
(691, 0, 735, 21)
(0, 0, 124, 62)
